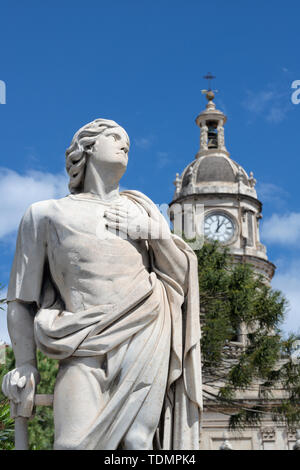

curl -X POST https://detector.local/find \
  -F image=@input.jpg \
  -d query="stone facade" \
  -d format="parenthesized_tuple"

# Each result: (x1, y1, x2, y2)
(199, 414, 298, 450)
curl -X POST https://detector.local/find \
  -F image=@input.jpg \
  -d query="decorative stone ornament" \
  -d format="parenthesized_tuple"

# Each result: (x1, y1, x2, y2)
(261, 427, 276, 442)
(200, 124, 208, 150)
(288, 428, 297, 441)
(236, 166, 244, 183)
(217, 124, 225, 150)
(248, 171, 257, 188)
(173, 173, 181, 198)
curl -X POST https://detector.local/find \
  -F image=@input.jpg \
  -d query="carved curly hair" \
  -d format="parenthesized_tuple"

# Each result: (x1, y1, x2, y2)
(65, 118, 129, 194)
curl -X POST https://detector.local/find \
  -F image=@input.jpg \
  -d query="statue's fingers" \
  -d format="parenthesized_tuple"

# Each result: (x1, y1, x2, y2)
(116, 223, 128, 235)
(105, 221, 120, 228)
(104, 209, 128, 219)
(104, 213, 118, 222)
(110, 206, 128, 214)
(104, 213, 127, 223)
(104, 209, 117, 216)
(9, 371, 22, 402)
(17, 376, 27, 389)
(106, 207, 129, 216)
(9, 383, 21, 404)
(10, 370, 20, 386)
(106, 221, 127, 233)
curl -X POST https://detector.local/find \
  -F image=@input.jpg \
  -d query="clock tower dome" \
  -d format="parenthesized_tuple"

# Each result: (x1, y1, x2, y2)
(169, 90, 275, 282)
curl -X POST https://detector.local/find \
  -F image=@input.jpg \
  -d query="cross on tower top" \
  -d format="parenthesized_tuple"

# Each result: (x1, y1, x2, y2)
(203, 72, 216, 91)
(201, 73, 218, 102)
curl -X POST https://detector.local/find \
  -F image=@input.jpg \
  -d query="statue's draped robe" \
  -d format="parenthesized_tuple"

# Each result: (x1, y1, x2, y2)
(7, 190, 202, 449)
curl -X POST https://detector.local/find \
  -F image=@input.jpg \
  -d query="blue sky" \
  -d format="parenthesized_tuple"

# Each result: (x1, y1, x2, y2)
(0, 0, 300, 342)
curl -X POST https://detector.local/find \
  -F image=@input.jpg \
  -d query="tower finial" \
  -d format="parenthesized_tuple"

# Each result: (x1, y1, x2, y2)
(201, 72, 218, 103)
(203, 72, 215, 91)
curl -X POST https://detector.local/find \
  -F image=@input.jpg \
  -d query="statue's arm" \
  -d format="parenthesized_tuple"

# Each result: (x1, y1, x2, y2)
(148, 238, 188, 291)
(2, 301, 40, 417)
(1, 202, 49, 415)
(7, 300, 37, 367)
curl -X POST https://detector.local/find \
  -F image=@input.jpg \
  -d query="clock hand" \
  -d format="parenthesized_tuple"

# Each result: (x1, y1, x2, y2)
(216, 220, 225, 233)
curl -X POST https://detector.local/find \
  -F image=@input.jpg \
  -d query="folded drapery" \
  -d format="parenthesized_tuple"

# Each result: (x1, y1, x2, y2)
(34, 273, 157, 360)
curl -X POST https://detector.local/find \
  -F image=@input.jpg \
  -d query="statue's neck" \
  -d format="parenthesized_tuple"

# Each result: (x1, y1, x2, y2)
(83, 162, 122, 202)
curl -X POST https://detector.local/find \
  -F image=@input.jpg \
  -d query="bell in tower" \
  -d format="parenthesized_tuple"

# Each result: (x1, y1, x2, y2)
(207, 120, 218, 148)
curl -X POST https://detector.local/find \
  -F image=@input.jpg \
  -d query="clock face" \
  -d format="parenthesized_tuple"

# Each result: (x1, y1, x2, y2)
(204, 213, 235, 243)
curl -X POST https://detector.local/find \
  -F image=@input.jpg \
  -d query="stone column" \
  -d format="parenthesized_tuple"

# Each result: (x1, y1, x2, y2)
(217, 124, 226, 150)
(200, 124, 208, 150)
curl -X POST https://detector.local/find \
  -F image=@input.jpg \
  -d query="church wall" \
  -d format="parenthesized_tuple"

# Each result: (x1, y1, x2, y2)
(199, 411, 297, 450)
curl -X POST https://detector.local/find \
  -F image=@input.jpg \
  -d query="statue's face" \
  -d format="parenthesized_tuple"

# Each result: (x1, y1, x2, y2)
(91, 126, 130, 168)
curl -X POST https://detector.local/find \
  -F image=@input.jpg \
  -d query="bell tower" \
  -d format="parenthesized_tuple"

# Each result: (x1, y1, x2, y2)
(169, 84, 275, 282)
(196, 91, 228, 155)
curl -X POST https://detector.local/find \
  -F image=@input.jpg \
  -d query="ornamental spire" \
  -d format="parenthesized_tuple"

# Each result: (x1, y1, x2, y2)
(195, 73, 228, 157)
(201, 72, 218, 111)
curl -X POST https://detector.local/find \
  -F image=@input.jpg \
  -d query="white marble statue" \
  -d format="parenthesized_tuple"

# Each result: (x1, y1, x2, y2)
(2, 119, 202, 450)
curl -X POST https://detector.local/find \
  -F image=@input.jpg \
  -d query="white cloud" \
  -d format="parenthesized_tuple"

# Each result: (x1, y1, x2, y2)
(256, 182, 289, 207)
(133, 137, 152, 149)
(265, 106, 287, 124)
(260, 209, 300, 334)
(157, 151, 171, 169)
(0, 167, 68, 239)
(244, 90, 275, 114)
(261, 212, 300, 246)
(243, 87, 290, 123)
(272, 260, 300, 335)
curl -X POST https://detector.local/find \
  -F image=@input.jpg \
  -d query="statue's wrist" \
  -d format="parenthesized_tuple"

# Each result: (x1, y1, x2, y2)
(16, 358, 37, 369)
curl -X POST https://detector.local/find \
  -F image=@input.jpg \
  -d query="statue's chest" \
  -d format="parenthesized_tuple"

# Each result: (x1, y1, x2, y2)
(46, 207, 148, 275)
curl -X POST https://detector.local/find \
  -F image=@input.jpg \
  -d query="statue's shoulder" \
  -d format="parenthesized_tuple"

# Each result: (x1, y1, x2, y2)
(121, 189, 157, 208)
(21, 196, 69, 226)
(121, 189, 149, 199)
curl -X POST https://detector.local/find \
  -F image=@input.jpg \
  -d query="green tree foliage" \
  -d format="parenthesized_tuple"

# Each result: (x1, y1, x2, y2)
(196, 241, 300, 429)
(28, 351, 58, 450)
(0, 349, 15, 450)
(0, 401, 14, 450)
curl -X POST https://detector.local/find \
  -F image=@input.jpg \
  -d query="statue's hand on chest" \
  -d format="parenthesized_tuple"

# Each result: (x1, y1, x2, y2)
(103, 203, 169, 241)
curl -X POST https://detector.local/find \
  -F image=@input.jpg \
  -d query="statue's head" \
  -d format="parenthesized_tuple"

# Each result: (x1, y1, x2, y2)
(66, 118, 130, 194)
